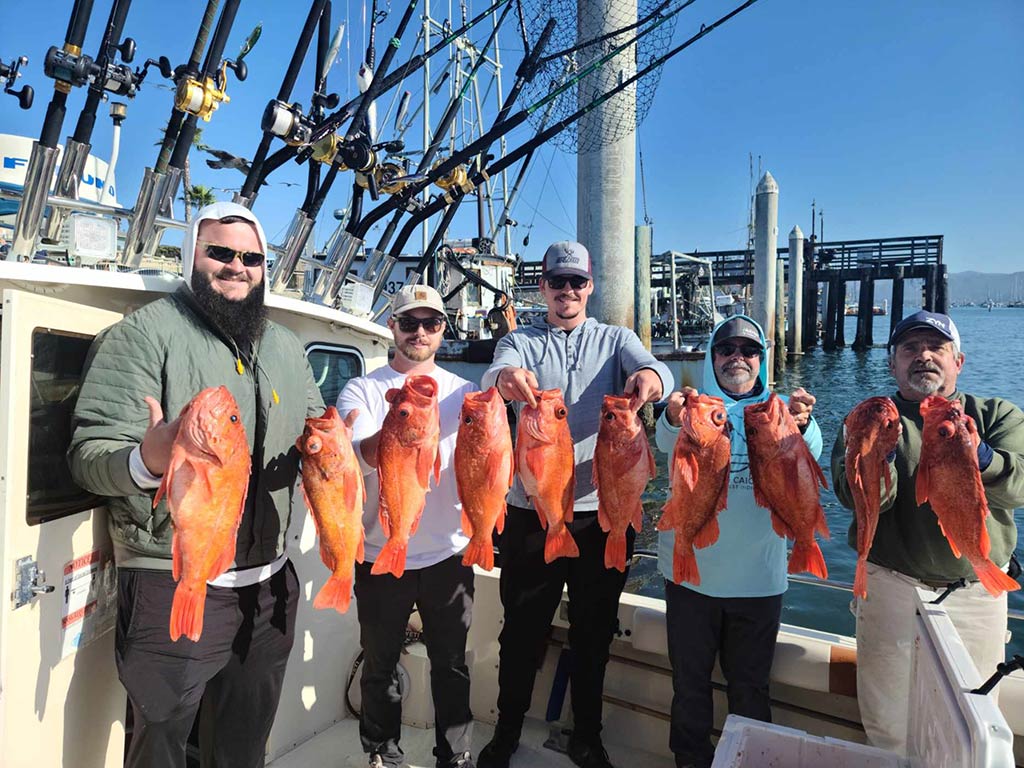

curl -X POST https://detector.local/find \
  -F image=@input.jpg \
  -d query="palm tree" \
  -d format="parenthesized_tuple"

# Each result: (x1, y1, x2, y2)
(155, 124, 207, 222)
(182, 184, 217, 215)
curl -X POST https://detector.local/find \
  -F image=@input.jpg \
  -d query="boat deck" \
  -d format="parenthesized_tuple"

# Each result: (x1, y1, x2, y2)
(268, 715, 676, 768)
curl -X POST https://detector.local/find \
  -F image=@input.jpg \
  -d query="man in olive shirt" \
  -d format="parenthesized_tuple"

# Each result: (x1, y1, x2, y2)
(831, 311, 1024, 754)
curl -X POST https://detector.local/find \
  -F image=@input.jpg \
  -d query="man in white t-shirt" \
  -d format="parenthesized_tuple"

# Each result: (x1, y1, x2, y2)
(337, 284, 478, 768)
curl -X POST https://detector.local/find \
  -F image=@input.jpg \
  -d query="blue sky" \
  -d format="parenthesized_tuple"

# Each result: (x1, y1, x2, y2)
(2, 0, 1021, 272)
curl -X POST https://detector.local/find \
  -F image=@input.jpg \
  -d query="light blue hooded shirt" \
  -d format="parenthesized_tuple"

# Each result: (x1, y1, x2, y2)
(655, 315, 823, 597)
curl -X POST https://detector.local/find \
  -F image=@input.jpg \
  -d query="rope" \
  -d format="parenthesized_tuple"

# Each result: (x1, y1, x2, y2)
(638, 134, 652, 226)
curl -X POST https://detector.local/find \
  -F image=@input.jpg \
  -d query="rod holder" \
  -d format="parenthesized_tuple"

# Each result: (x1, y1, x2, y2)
(9, 143, 60, 260)
(308, 231, 364, 306)
(44, 138, 93, 242)
(269, 210, 315, 294)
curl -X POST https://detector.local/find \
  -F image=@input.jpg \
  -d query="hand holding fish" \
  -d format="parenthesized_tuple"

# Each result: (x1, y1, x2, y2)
(665, 387, 699, 427)
(788, 387, 816, 428)
(624, 368, 663, 406)
(496, 366, 540, 407)
(141, 396, 182, 476)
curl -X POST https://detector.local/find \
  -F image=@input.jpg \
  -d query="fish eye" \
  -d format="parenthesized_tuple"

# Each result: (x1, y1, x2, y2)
(399, 408, 410, 418)
(464, 416, 473, 424)
(556, 407, 567, 418)
(604, 412, 615, 421)
(712, 411, 725, 424)
(230, 414, 238, 423)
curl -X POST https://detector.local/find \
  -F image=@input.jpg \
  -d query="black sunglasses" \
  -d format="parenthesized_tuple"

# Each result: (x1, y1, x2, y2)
(396, 315, 446, 334)
(546, 275, 589, 290)
(201, 242, 265, 268)
(713, 343, 763, 359)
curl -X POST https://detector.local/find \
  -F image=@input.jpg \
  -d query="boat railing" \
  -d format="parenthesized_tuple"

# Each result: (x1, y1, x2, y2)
(629, 548, 1024, 626)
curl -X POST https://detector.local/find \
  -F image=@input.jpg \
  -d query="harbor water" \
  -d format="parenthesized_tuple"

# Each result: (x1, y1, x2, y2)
(626, 307, 1024, 658)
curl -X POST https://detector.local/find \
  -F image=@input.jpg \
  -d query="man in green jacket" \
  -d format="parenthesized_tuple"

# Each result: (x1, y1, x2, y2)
(69, 202, 325, 768)
(831, 310, 1024, 755)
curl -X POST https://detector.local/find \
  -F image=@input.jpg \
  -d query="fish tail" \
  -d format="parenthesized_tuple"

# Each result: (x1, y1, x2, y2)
(313, 572, 354, 613)
(461, 537, 495, 571)
(788, 540, 829, 580)
(543, 526, 580, 564)
(371, 539, 408, 578)
(974, 559, 1021, 597)
(673, 538, 701, 586)
(169, 580, 207, 643)
(604, 531, 627, 572)
(853, 557, 869, 599)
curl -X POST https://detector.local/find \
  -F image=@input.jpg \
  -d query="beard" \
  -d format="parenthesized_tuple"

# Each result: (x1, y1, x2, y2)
(906, 370, 945, 396)
(717, 361, 757, 391)
(396, 338, 436, 362)
(191, 270, 268, 350)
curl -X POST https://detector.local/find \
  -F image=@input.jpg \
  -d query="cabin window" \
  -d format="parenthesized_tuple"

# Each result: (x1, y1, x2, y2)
(306, 344, 363, 408)
(27, 329, 103, 524)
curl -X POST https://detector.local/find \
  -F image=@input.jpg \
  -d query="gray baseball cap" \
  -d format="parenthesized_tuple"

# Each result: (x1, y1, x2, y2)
(542, 241, 592, 279)
(712, 317, 765, 349)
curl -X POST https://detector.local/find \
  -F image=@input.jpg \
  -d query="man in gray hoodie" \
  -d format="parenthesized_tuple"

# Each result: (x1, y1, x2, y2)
(477, 241, 673, 768)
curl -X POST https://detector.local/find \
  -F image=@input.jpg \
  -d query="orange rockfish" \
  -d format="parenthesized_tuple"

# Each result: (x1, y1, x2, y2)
(917, 395, 1019, 596)
(455, 387, 514, 570)
(656, 393, 731, 585)
(593, 395, 656, 572)
(154, 386, 251, 642)
(298, 407, 366, 612)
(373, 375, 441, 577)
(745, 393, 830, 579)
(516, 388, 579, 563)
(843, 396, 902, 598)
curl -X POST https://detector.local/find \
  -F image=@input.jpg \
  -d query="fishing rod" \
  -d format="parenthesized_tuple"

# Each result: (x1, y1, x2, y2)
(383, 0, 761, 296)
(0, 55, 34, 110)
(9, 0, 95, 258)
(46, 0, 140, 242)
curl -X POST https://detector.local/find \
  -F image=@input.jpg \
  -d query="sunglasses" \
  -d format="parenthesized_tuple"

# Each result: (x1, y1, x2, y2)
(201, 242, 265, 268)
(713, 343, 763, 359)
(396, 315, 446, 334)
(546, 275, 589, 290)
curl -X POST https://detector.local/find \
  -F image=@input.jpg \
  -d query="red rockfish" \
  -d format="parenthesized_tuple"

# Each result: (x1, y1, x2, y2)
(455, 387, 514, 570)
(298, 407, 366, 612)
(745, 393, 830, 579)
(657, 393, 731, 585)
(154, 386, 251, 642)
(593, 395, 656, 572)
(843, 397, 901, 598)
(516, 388, 579, 563)
(917, 395, 1020, 596)
(374, 375, 441, 578)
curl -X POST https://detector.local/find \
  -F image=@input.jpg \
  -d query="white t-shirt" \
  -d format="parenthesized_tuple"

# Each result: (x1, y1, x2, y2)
(336, 365, 476, 570)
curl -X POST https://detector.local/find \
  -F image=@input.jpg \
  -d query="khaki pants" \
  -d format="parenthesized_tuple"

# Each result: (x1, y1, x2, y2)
(854, 562, 1008, 755)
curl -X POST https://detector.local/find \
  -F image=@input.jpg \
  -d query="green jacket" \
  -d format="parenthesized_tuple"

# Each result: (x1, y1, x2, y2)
(69, 287, 325, 570)
(831, 390, 1024, 584)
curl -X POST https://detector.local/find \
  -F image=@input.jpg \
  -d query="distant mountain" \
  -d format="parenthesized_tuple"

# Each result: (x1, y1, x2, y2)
(948, 271, 1024, 305)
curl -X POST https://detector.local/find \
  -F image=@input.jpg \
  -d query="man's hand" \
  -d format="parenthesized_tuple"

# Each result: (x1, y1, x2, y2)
(140, 397, 181, 476)
(496, 367, 540, 408)
(788, 387, 816, 429)
(664, 386, 699, 427)
(624, 368, 664, 409)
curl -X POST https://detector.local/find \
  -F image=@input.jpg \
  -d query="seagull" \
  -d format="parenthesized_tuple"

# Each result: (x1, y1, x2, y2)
(201, 146, 253, 176)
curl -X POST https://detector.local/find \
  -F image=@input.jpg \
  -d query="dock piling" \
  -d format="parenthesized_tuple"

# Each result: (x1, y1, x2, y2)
(787, 226, 804, 357)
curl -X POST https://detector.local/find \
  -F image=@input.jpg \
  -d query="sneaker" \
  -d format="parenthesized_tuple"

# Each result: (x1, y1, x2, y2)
(437, 751, 475, 768)
(567, 736, 615, 768)
(369, 756, 384, 768)
(477, 727, 520, 768)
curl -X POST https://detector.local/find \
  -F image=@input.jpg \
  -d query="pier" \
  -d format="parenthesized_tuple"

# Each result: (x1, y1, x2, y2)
(516, 234, 946, 351)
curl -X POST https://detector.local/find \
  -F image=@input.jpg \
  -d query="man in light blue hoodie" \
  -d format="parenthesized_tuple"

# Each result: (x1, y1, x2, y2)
(477, 241, 673, 768)
(654, 315, 820, 768)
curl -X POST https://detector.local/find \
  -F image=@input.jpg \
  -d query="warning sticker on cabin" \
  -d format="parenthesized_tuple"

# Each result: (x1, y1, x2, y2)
(60, 549, 116, 659)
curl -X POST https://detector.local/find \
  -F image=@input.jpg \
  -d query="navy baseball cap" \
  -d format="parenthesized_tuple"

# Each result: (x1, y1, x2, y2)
(542, 241, 592, 279)
(888, 310, 961, 350)
(712, 317, 765, 349)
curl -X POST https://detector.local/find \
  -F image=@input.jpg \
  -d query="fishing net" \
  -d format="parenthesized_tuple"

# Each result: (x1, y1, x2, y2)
(517, 0, 680, 154)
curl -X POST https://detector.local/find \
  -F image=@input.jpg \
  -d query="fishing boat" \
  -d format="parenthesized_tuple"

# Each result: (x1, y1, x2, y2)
(0, 1, 1021, 766)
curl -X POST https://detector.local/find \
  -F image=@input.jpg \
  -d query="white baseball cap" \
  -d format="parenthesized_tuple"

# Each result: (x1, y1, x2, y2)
(390, 284, 446, 315)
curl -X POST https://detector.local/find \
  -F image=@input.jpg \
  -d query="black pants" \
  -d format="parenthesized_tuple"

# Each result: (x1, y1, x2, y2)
(354, 553, 475, 765)
(115, 562, 299, 768)
(494, 505, 633, 742)
(664, 580, 782, 768)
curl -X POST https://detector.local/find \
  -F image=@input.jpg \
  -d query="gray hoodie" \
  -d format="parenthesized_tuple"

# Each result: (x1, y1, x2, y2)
(482, 316, 673, 511)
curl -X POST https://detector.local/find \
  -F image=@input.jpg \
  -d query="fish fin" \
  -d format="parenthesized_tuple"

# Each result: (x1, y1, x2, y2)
(318, 539, 337, 572)
(378, 502, 392, 539)
(371, 538, 408, 578)
(632, 502, 643, 533)
(770, 512, 796, 540)
(597, 502, 612, 533)
(812, 456, 829, 490)
(645, 439, 657, 480)
(153, 463, 170, 508)
(209, 536, 238, 580)
(715, 472, 729, 513)
(675, 451, 700, 490)
(656, 500, 678, 531)
(915, 459, 930, 506)
(973, 559, 1021, 597)
(544, 526, 580, 563)
(302, 486, 319, 535)
(533, 502, 549, 530)
(563, 464, 576, 524)
(433, 447, 441, 486)
(937, 520, 962, 558)
(356, 530, 365, 563)
(415, 445, 436, 489)
(313, 573, 354, 613)
(409, 502, 424, 536)
(170, 529, 182, 581)
(693, 516, 721, 550)
(462, 538, 495, 571)
(673, 538, 701, 586)
(487, 449, 513, 491)
(495, 502, 507, 535)
(169, 580, 206, 643)
(461, 508, 475, 539)
(604, 531, 628, 572)
(752, 477, 774, 511)
(815, 506, 831, 540)
(788, 541, 828, 579)
(853, 557, 869, 599)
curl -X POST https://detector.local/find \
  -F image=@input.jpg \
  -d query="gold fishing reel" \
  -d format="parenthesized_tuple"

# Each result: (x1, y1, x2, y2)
(309, 132, 341, 164)
(432, 158, 469, 192)
(174, 62, 232, 121)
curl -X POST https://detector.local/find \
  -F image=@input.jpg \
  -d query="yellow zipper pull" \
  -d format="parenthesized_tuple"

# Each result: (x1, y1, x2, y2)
(236, 358, 245, 375)
(272, 388, 280, 405)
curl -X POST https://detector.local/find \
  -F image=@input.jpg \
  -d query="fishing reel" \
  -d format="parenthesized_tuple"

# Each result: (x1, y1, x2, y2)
(432, 159, 471, 192)
(0, 55, 33, 110)
(44, 37, 141, 97)
(263, 99, 316, 146)
(354, 161, 416, 196)
(175, 58, 246, 121)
